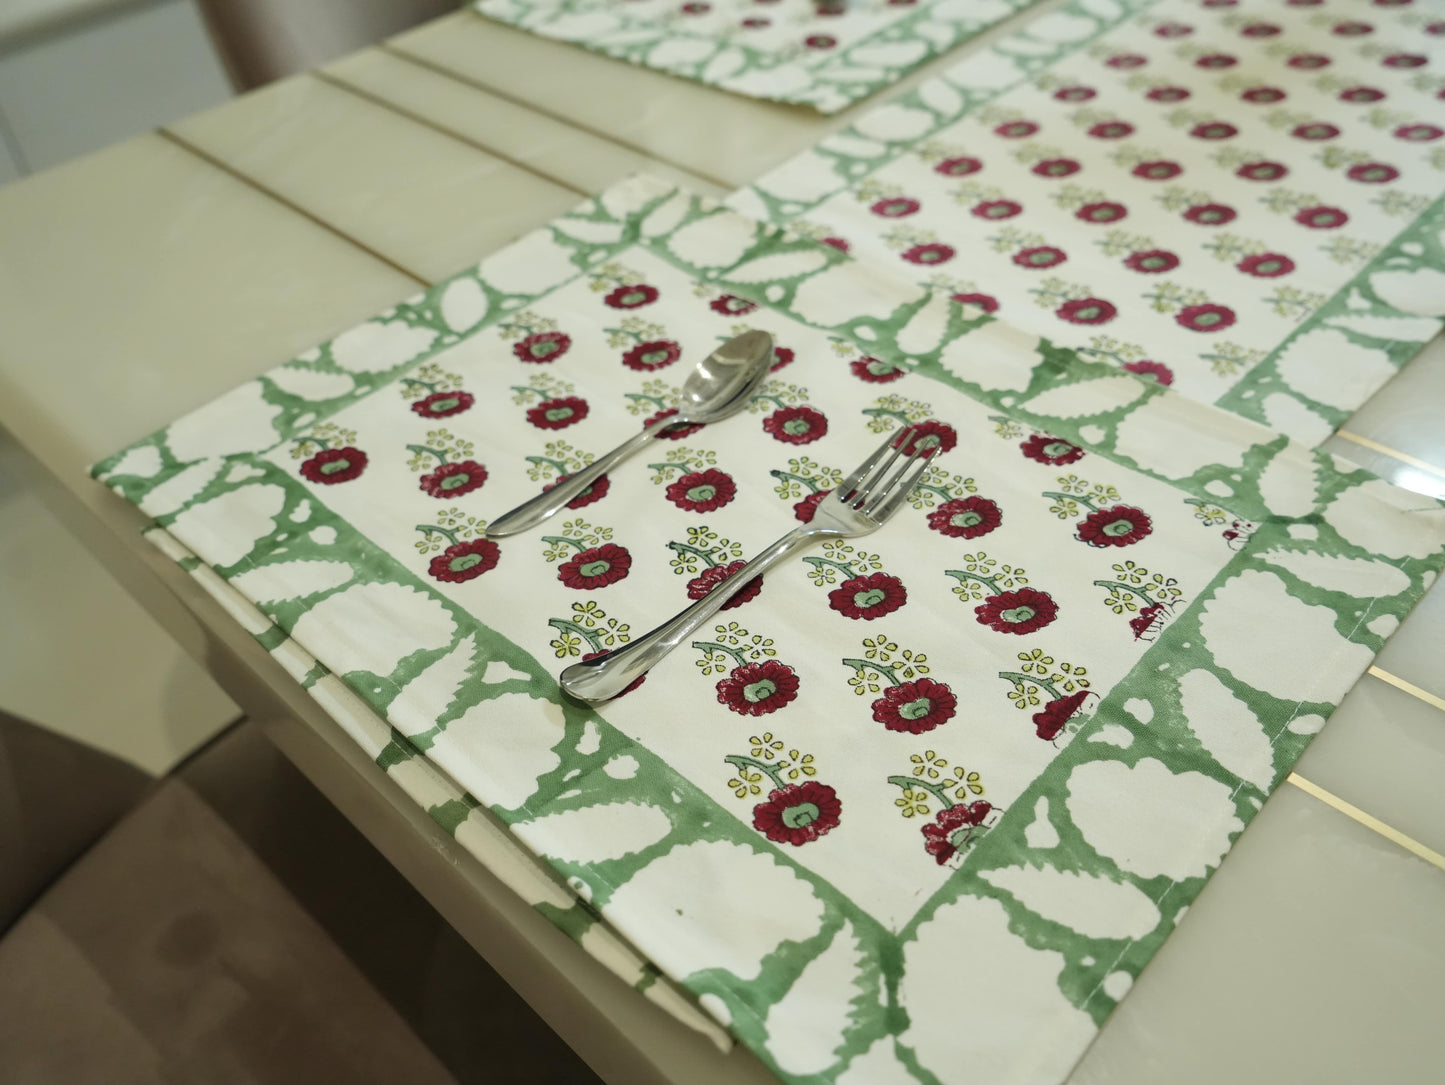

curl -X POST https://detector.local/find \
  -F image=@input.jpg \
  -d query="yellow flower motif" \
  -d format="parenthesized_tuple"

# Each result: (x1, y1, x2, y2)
(895, 788, 930, 818)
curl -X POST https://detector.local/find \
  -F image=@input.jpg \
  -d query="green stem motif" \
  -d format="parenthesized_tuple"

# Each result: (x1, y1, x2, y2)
(406, 443, 451, 466)
(1041, 490, 1098, 513)
(886, 774, 957, 809)
(803, 556, 859, 578)
(769, 469, 825, 493)
(542, 536, 587, 554)
(604, 326, 643, 343)
(751, 392, 787, 409)
(647, 461, 688, 476)
(916, 481, 955, 502)
(692, 640, 751, 669)
(525, 455, 569, 477)
(403, 377, 440, 394)
(667, 541, 723, 569)
(945, 569, 1002, 595)
(862, 406, 911, 427)
(1093, 579, 1164, 606)
(997, 670, 1062, 700)
(724, 753, 787, 792)
(546, 618, 605, 655)
(842, 658, 902, 687)
(416, 523, 461, 547)
(625, 392, 667, 410)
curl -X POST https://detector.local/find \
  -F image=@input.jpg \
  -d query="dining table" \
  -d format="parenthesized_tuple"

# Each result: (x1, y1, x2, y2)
(1, 1, 1443, 1083)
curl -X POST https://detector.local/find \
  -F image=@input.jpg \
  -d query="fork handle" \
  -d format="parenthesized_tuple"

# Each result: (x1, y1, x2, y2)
(558, 524, 832, 703)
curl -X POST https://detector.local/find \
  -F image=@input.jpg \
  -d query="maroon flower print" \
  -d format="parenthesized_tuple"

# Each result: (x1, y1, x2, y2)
(1347, 162, 1399, 184)
(1033, 691, 1090, 741)
(710, 294, 758, 316)
(1133, 160, 1182, 181)
(1292, 122, 1340, 141)
(604, 283, 659, 309)
(686, 560, 762, 610)
(514, 331, 571, 363)
(419, 460, 488, 498)
(1195, 53, 1237, 69)
(1053, 85, 1095, 102)
(1106, 53, 1147, 68)
(1013, 245, 1068, 270)
(902, 243, 955, 265)
(558, 543, 631, 590)
(1395, 124, 1443, 142)
(872, 678, 957, 735)
(851, 356, 907, 383)
(1237, 253, 1294, 277)
(412, 390, 475, 418)
(1287, 54, 1330, 70)
(1183, 203, 1237, 225)
(300, 447, 368, 484)
(1146, 86, 1191, 103)
(1240, 21, 1280, 37)
(829, 573, 907, 620)
(1383, 54, 1427, 69)
(952, 292, 999, 313)
(804, 34, 836, 49)
(974, 587, 1059, 635)
(718, 660, 800, 718)
(1339, 86, 1385, 103)
(871, 196, 920, 218)
(770, 347, 795, 373)
(1191, 121, 1237, 140)
(1087, 121, 1134, 139)
(752, 781, 839, 844)
(898, 420, 957, 455)
(526, 396, 589, 430)
(1032, 157, 1080, 178)
(763, 405, 828, 445)
(927, 495, 1002, 539)
(545, 472, 611, 510)
(665, 468, 736, 513)
(1076, 201, 1127, 224)
(1078, 506, 1153, 547)
(643, 408, 703, 440)
(1333, 20, 1372, 36)
(428, 539, 501, 584)
(972, 200, 1022, 221)
(1242, 86, 1286, 104)
(1130, 602, 1166, 641)
(1153, 22, 1191, 39)
(622, 339, 682, 371)
(994, 120, 1039, 138)
(935, 155, 982, 176)
(1236, 161, 1288, 182)
(793, 489, 831, 522)
(921, 802, 992, 864)
(1056, 297, 1117, 325)
(821, 237, 850, 253)
(1123, 360, 1173, 385)
(1294, 206, 1348, 229)
(740, 16, 770, 28)
(1124, 249, 1179, 274)
(1176, 304, 1237, 332)
(1021, 434, 1084, 465)
(680, 2, 709, 13)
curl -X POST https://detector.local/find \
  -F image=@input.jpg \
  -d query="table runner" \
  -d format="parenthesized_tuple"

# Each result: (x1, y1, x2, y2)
(93, 174, 1445, 1083)
(730, 0, 1445, 445)
(471, 0, 1042, 113)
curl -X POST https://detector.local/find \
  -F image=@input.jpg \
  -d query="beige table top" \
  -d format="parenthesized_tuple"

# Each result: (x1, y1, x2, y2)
(1, 7, 1442, 1084)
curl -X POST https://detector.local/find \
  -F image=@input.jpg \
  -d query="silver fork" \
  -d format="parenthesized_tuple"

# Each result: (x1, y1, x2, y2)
(557, 425, 938, 703)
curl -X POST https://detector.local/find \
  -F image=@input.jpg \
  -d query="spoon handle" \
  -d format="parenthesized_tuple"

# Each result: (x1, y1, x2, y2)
(486, 422, 664, 538)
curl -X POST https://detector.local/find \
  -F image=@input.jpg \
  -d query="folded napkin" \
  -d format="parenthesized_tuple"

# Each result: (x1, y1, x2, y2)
(93, 174, 1445, 1084)
(731, 0, 1445, 444)
(473, 0, 1042, 112)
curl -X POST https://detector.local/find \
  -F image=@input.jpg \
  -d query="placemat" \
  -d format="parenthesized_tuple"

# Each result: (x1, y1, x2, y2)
(730, 0, 1445, 444)
(92, 174, 1445, 1084)
(472, 0, 1042, 113)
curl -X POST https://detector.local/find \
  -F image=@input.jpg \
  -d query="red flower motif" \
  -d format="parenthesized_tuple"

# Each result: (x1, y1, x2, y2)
(514, 331, 571, 363)
(927, 495, 1002, 539)
(557, 543, 632, 590)
(752, 781, 839, 845)
(1237, 253, 1295, 277)
(1087, 121, 1134, 139)
(622, 339, 682, 371)
(935, 155, 982, 176)
(1021, 434, 1084, 465)
(1333, 20, 1372, 36)
(544, 472, 611, 510)
(1287, 53, 1331, 69)
(1033, 690, 1090, 740)
(1346, 162, 1399, 184)
(740, 16, 770, 27)
(850, 356, 907, 383)
(717, 660, 800, 718)
(804, 34, 836, 49)
(770, 347, 795, 372)
(763, 405, 828, 445)
(1395, 124, 1443, 142)
(411, 391, 474, 418)
(794, 489, 831, 522)
(951, 292, 999, 313)
(1132, 160, 1182, 181)
(828, 572, 907, 620)
(994, 120, 1039, 138)
(1123, 360, 1174, 385)
(1241, 21, 1280, 36)
(710, 294, 758, 316)
(1294, 205, 1349, 229)
(604, 283, 659, 309)
(972, 200, 1022, 221)
(680, 2, 709, 13)
(1146, 86, 1191, 102)
(1076, 201, 1127, 224)
(1078, 505, 1153, 547)
(1153, 22, 1191, 38)
(872, 678, 957, 734)
(922, 802, 992, 865)
(1053, 85, 1095, 102)
(428, 539, 501, 583)
(1106, 52, 1147, 68)
(643, 408, 704, 440)
(974, 588, 1059, 635)
(1032, 157, 1080, 178)
(902, 243, 955, 265)
(1056, 297, 1117, 325)
(1292, 122, 1340, 141)
(1383, 54, 1427, 69)
(1130, 602, 1167, 641)
(1191, 121, 1238, 140)
(821, 237, 850, 253)
(1013, 245, 1068, 269)
(419, 460, 488, 498)
(686, 560, 762, 610)
(1183, 202, 1237, 225)
(1236, 161, 1288, 182)
(1339, 86, 1385, 103)
(898, 420, 957, 455)
(1195, 53, 1238, 69)
(1176, 303, 1237, 332)
(1241, 86, 1286, 103)
(665, 468, 736, 512)
(871, 196, 920, 218)
(300, 447, 368, 484)
(526, 396, 589, 429)
(1124, 249, 1179, 274)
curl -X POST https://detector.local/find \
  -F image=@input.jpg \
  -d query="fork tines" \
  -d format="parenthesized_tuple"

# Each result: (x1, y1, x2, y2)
(838, 424, 937, 512)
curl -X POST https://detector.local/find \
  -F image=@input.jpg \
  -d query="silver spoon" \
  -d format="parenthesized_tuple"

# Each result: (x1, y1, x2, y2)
(486, 329, 775, 538)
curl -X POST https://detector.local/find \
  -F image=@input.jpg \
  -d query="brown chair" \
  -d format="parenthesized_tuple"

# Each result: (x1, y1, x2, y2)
(194, 0, 459, 90)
